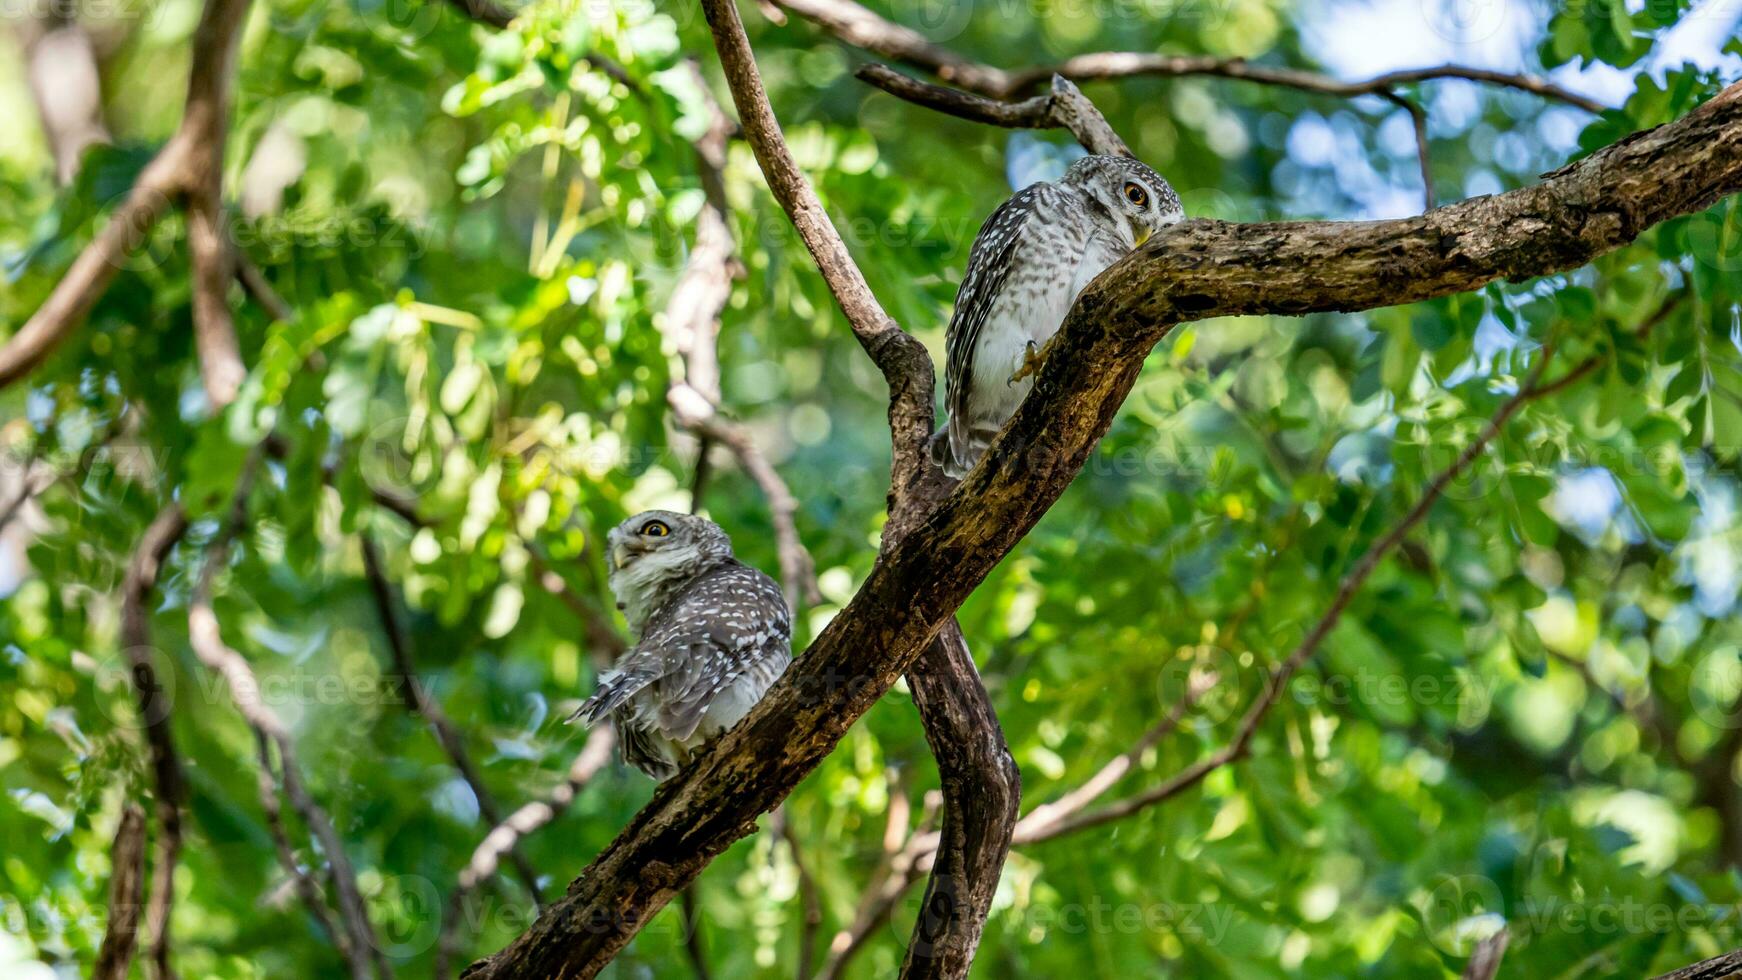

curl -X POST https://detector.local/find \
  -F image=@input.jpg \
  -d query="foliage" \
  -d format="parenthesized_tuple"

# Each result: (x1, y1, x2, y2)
(1, 1, 1740, 977)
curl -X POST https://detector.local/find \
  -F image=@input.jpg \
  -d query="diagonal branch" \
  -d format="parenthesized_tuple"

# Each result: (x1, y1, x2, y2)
(0, 0, 255, 396)
(434, 725, 615, 980)
(182, 0, 252, 408)
(458, 68, 1742, 980)
(189, 451, 386, 980)
(360, 535, 545, 903)
(662, 58, 821, 609)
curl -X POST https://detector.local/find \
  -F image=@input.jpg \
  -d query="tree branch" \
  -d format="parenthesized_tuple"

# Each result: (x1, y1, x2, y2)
(1652, 947, 1742, 980)
(662, 58, 821, 609)
(698, 0, 935, 508)
(458, 59, 1742, 980)
(0, 0, 254, 395)
(1460, 929, 1509, 980)
(360, 535, 545, 903)
(435, 725, 615, 980)
(120, 504, 191, 980)
(15, 11, 111, 185)
(181, 0, 251, 408)
(188, 451, 386, 979)
(772, 0, 1606, 111)
(91, 804, 148, 980)
(855, 64, 1128, 157)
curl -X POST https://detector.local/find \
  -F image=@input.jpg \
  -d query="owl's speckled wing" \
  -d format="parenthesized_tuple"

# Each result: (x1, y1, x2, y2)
(573, 560, 791, 755)
(942, 185, 1041, 471)
(939, 180, 1102, 477)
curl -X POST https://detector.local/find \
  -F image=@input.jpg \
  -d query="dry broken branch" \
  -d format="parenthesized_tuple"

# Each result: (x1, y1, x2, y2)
(360, 535, 545, 903)
(435, 725, 616, 980)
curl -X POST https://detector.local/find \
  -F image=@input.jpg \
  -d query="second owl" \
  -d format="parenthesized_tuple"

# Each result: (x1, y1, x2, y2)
(932, 154, 1183, 478)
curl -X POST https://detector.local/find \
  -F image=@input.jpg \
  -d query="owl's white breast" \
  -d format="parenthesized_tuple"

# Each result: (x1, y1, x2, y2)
(967, 216, 1129, 426)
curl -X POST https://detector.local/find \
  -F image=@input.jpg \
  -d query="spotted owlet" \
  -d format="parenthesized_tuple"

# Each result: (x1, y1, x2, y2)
(931, 154, 1184, 478)
(568, 510, 792, 780)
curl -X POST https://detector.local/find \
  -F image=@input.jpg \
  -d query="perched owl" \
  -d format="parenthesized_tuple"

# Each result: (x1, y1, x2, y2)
(931, 154, 1184, 478)
(568, 510, 792, 780)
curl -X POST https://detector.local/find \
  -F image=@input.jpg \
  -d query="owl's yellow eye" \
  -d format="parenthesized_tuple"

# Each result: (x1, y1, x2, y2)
(1123, 182, 1149, 208)
(641, 520, 671, 537)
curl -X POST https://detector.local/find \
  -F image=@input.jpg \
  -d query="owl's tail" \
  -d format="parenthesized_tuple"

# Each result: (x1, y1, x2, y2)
(567, 666, 658, 727)
(928, 423, 973, 480)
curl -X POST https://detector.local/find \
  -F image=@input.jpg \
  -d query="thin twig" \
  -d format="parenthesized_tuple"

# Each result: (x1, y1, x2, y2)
(772, 807, 823, 980)
(680, 887, 714, 980)
(856, 65, 1129, 157)
(255, 730, 352, 963)
(773, 0, 1607, 111)
(435, 725, 615, 980)
(1379, 91, 1435, 211)
(188, 448, 385, 979)
(661, 58, 822, 609)
(360, 534, 545, 904)
(1030, 349, 1570, 842)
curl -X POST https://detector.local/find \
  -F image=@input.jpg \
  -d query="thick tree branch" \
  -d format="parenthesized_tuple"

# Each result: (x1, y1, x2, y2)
(91, 804, 148, 980)
(772, 0, 1606, 111)
(1653, 947, 1742, 979)
(705, 6, 1020, 976)
(897, 625, 1018, 979)
(120, 504, 191, 980)
(459, 54, 1742, 980)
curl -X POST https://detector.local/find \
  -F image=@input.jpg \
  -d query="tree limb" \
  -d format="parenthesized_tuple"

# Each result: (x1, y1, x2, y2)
(662, 58, 821, 609)
(188, 450, 386, 979)
(1652, 947, 1742, 980)
(91, 804, 148, 980)
(120, 504, 191, 980)
(360, 535, 545, 903)
(181, 0, 251, 408)
(458, 58, 1742, 980)
(0, 0, 254, 395)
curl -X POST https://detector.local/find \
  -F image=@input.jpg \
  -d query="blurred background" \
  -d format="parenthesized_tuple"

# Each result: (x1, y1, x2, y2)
(2, 0, 1742, 976)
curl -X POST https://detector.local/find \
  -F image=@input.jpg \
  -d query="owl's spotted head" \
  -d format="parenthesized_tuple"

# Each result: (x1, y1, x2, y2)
(606, 510, 735, 631)
(1062, 154, 1184, 250)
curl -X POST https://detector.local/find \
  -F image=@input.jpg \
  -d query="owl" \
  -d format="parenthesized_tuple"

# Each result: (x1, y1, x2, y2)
(568, 510, 792, 780)
(931, 154, 1184, 478)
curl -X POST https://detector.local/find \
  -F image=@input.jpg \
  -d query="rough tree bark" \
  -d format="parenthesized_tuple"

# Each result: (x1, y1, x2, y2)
(457, 58, 1742, 980)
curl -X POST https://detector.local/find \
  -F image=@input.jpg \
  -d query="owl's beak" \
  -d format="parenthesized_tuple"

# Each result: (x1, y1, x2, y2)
(611, 541, 633, 570)
(1134, 227, 1152, 247)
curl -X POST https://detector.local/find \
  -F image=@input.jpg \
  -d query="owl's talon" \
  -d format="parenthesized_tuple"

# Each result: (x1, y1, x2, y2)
(1008, 340, 1046, 386)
